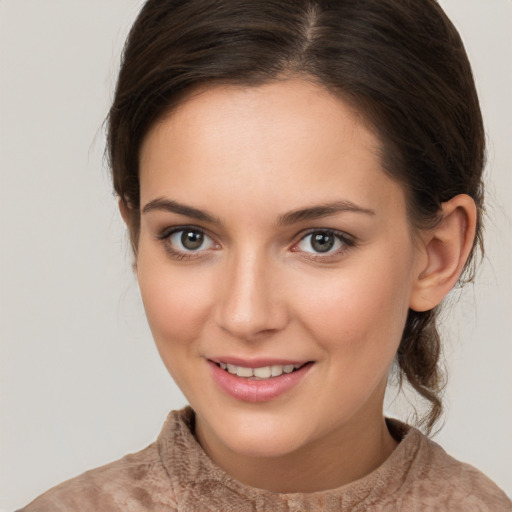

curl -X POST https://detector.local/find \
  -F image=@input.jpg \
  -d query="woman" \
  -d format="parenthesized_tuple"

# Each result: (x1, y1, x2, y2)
(17, 0, 512, 509)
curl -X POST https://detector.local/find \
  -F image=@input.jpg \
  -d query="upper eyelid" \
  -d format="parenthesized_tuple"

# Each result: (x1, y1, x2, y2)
(157, 225, 214, 246)
(158, 224, 209, 239)
(295, 227, 354, 242)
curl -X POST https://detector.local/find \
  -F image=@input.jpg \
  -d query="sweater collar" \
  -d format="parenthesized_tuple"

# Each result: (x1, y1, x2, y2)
(157, 407, 423, 511)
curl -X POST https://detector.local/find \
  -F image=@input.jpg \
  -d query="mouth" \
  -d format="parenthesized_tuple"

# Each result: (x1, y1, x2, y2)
(212, 361, 309, 380)
(207, 358, 314, 402)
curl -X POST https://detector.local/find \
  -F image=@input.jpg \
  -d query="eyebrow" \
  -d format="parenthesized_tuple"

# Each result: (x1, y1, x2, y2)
(142, 198, 222, 225)
(276, 201, 375, 226)
(142, 198, 375, 226)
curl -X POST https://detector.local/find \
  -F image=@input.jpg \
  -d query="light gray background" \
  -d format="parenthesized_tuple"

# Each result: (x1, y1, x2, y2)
(1, 1, 511, 509)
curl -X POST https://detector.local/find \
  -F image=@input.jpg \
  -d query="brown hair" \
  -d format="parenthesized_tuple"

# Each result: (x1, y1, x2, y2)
(107, 0, 485, 433)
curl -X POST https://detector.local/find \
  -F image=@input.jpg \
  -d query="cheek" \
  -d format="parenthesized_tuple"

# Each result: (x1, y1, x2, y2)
(136, 252, 214, 351)
(289, 257, 413, 418)
(293, 252, 413, 359)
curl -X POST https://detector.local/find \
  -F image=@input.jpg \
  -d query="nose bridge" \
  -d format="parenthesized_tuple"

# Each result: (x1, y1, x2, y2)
(216, 245, 285, 339)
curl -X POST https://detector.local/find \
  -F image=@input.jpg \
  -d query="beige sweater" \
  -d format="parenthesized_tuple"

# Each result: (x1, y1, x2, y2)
(20, 407, 511, 511)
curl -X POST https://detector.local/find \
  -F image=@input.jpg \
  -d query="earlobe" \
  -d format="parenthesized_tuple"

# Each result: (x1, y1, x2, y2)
(409, 194, 477, 312)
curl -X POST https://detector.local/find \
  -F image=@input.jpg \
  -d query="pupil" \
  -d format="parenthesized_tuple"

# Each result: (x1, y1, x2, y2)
(181, 230, 203, 250)
(312, 233, 334, 253)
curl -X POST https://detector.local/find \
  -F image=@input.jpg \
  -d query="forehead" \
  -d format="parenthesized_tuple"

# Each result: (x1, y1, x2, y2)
(139, 79, 404, 217)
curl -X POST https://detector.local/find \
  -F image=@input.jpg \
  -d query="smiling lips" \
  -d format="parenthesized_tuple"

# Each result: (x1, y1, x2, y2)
(208, 359, 313, 402)
(218, 361, 304, 379)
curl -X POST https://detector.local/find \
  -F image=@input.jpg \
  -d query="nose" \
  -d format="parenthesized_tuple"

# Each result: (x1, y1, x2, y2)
(215, 250, 288, 341)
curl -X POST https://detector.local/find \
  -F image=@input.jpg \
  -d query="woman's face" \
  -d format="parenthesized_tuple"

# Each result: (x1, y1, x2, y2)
(137, 80, 424, 460)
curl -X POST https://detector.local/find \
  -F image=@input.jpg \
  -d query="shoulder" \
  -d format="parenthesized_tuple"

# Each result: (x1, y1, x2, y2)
(18, 433, 179, 512)
(394, 422, 512, 510)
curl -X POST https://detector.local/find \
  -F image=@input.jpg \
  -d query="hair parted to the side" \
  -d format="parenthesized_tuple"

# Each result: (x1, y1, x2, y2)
(107, 0, 485, 434)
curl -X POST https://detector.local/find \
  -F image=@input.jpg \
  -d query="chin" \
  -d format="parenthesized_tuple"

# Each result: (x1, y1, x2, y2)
(204, 409, 314, 459)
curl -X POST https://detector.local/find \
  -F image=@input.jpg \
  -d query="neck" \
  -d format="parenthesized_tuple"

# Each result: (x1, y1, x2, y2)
(195, 407, 398, 493)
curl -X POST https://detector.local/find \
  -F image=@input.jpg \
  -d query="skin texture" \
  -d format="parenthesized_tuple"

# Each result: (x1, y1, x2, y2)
(132, 79, 476, 493)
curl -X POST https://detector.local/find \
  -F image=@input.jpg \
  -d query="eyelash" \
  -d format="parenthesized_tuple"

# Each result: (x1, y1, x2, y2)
(292, 229, 356, 261)
(156, 226, 216, 261)
(156, 226, 356, 261)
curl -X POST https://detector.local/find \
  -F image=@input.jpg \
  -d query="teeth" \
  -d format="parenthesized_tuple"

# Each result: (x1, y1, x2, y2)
(271, 365, 283, 377)
(253, 366, 271, 378)
(236, 366, 253, 378)
(218, 362, 305, 379)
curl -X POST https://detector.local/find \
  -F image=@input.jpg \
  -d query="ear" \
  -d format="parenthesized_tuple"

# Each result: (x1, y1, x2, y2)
(409, 194, 477, 312)
(118, 198, 139, 270)
(118, 197, 131, 225)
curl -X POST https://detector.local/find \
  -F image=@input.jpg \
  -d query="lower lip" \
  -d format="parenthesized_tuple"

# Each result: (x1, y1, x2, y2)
(208, 361, 313, 403)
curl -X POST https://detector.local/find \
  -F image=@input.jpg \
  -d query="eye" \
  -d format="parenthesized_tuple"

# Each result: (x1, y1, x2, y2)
(162, 227, 217, 255)
(295, 230, 353, 255)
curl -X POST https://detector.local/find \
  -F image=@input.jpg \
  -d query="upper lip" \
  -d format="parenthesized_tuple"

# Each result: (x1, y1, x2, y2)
(208, 356, 312, 367)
